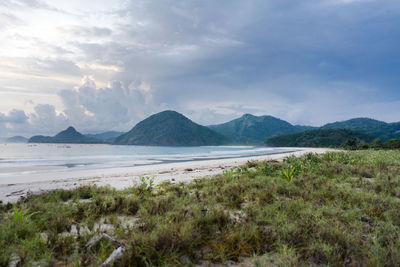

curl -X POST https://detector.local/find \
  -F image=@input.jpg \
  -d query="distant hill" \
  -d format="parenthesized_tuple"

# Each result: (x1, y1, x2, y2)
(114, 110, 226, 146)
(85, 131, 125, 143)
(293, 125, 318, 132)
(24, 114, 400, 146)
(264, 129, 375, 147)
(6, 136, 28, 143)
(210, 115, 400, 144)
(29, 127, 103, 144)
(209, 114, 310, 144)
(321, 118, 400, 141)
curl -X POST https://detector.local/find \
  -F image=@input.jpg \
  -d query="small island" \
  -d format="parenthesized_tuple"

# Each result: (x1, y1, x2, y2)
(29, 127, 104, 144)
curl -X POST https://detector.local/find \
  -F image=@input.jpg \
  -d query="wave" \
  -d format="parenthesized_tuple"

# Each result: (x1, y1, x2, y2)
(0, 146, 290, 168)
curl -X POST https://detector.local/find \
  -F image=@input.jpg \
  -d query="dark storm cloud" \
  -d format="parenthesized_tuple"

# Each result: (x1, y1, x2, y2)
(1, 0, 400, 136)
(51, 0, 400, 127)
(87, 0, 399, 125)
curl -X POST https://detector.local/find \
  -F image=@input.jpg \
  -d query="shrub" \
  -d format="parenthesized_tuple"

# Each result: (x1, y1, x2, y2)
(343, 138, 357, 150)
(385, 139, 400, 149)
(370, 138, 384, 149)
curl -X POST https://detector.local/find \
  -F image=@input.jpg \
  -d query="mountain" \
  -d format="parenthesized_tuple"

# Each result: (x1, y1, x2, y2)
(29, 127, 103, 144)
(6, 136, 28, 143)
(264, 129, 375, 148)
(208, 114, 310, 144)
(114, 110, 226, 146)
(293, 125, 318, 132)
(85, 131, 125, 143)
(209, 115, 399, 144)
(321, 118, 400, 141)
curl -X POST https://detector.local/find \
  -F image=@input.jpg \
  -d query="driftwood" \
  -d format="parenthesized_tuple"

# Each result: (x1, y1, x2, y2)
(100, 246, 125, 267)
(8, 253, 21, 267)
(85, 233, 123, 250)
(85, 233, 125, 266)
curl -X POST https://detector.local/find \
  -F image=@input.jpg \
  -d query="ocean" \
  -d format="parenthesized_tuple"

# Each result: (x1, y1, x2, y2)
(0, 143, 292, 185)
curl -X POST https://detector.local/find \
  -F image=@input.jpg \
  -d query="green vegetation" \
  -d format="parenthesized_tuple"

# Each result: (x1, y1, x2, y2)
(384, 139, 400, 149)
(1, 150, 400, 266)
(114, 110, 226, 146)
(28, 127, 103, 144)
(85, 131, 125, 143)
(209, 114, 313, 145)
(209, 115, 400, 145)
(264, 128, 400, 150)
(264, 129, 374, 148)
(363, 138, 400, 150)
(23, 113, 400, 146)
(6, 136, 28, 143)
(322, 118, 400, 141)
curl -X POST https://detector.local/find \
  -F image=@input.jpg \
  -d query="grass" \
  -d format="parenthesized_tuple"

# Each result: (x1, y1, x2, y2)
(0, 150, 400, 266)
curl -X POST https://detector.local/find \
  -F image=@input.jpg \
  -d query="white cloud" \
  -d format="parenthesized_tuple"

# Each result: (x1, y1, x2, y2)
(76, 62, 123, 73)
(0, 0, 400, 137)
(0, 109, 28, 124)
(29, 104, 68, 132)
(57, 26, 112, 38)
(58, 77, 156, 132)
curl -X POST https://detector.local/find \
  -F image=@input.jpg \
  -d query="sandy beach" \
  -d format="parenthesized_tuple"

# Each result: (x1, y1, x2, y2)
(0, 147, 337, 203)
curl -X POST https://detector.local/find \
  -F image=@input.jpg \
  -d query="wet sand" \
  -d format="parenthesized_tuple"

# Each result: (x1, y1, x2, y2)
(0, 147, 338, 203)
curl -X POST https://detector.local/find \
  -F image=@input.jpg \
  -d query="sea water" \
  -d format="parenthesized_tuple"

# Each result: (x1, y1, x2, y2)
(0, 143, 291, 184)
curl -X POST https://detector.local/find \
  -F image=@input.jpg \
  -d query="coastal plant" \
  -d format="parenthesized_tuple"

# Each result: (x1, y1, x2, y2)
(245, 160, 258, 168)
(9, 205, 40, 239)
(260, 162, 279, 176)
(11, 205, 36, 224)
(283, 155, 307, 175)
(281, 166, 296, 182)
(222, 168, 234, 178)
(77, 185, 95, 199)
(303, 152, 323, 165)
(0, 150, 400, 266)
(136, 176, 155, 196)
(234, 166, 248, 174)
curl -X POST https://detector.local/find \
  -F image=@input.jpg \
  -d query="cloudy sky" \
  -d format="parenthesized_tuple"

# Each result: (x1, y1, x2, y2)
(1, 0, 400, 136)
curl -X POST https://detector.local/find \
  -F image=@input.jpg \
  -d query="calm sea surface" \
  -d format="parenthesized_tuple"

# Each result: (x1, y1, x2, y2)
(0, 143, 291, 184)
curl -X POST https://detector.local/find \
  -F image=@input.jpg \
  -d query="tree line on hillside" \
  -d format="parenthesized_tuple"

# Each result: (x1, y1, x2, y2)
(23, 111, 400, 147)
(264, 129, 400, 150)
(343, 138, 400, 150)
(264, 129, 373, 148)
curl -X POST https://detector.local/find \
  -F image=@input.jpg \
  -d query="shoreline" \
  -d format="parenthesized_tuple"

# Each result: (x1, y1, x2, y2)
(0, 147, 338, 203)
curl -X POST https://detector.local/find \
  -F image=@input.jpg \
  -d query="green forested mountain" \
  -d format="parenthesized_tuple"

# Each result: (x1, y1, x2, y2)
(114, 110, 226, 146)
(264, 129, 374, 147)
(208, 114, 305, 144)
(321, 118, 400, 141)
(293, 125, 318, 132)
(210, 115, 400, 144)
(6, 136, 28, 143)
(25, 114, 400, 146)
(85, 131, 125, 143)
(29, 127, 103, 144)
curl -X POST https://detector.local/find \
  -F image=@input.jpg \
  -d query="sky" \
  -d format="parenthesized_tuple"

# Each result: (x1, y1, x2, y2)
(0, 0, 400, 137)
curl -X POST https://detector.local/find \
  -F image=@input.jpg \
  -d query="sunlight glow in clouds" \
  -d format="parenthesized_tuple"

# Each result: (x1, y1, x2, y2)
(0, 0, 400, 136)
